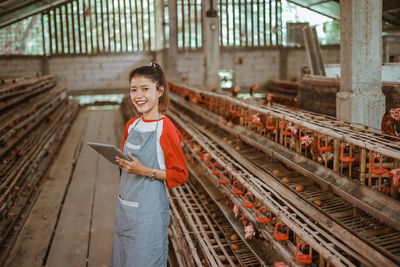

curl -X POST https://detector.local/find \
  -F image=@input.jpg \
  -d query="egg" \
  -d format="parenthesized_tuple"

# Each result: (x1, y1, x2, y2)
(204, 200, 210, 205)
(230, 233, 239, 241)
(273, 169, 280, 174)
(313, 199, 322, 207)
(282, 177, 290, 184)
(295, 184, 304, 192)
(200, 194, 207, 200)
(211, 212, 217, 218)
(235, 146, 241, 151)
(223, 137, 228, 141)
(227, 140, 233, 145)
(231, 244, 240, 250)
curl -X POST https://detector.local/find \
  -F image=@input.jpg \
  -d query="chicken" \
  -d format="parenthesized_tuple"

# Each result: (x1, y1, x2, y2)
(232, 85, 240, 98)
(263, 93, 274, 106)
(249, 83, 259, 98)
(381, 108, 400, 136)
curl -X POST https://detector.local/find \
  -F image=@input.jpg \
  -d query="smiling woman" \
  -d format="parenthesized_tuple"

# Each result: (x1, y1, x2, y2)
(112, 62, 188, 267)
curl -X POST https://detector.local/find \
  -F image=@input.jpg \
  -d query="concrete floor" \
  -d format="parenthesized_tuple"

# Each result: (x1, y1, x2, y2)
(5, 107, 125, 267)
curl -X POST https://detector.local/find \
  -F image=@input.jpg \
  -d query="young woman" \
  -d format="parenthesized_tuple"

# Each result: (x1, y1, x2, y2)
(112, 62, 188, 267)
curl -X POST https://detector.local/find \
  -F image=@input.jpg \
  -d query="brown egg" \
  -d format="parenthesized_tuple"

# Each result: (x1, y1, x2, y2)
(223, 137, 228, 141)
(204, 200, 210, 205)
(282, 177, 290, 184)
(313, 199, 322, 207)
(273, 169, 280, 174)
(231, 244, 240, 251)
(211, 212, 217, 218)
(227, 140, 233, 145)
(200, 194, 207, 200)
(235, 146, 241, 151)
(231, 233, 239, 241)
(295, 184, 304, 192)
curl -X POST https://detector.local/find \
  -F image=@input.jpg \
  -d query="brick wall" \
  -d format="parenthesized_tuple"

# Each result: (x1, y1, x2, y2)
(0, 56, 44, 78)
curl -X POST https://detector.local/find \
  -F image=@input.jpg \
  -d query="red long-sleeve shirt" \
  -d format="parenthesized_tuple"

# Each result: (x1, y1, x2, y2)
(121, 116, 188, 189)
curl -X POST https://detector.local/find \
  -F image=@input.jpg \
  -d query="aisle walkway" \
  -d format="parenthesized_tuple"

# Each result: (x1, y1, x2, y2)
(6, 107, 125, 267)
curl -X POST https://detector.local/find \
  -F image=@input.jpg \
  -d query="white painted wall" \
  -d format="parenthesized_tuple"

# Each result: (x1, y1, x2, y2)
(49, 53, 152, 92)
(325, 63, 400, 82)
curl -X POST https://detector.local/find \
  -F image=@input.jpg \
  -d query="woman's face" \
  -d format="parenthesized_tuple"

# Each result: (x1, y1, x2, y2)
(130, 76, 164, 119)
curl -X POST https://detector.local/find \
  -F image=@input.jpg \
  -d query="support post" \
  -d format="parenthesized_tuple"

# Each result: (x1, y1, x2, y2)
(203, 0, 220, 90)
(167, 0, 178, 76)
(337, 0, 385, 129)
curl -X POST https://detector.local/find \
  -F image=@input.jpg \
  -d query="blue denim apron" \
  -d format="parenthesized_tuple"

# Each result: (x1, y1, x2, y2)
(111, 118, 170, 267)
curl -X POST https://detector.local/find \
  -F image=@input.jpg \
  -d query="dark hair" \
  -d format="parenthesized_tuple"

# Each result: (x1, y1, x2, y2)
(128, 62, 170, 113)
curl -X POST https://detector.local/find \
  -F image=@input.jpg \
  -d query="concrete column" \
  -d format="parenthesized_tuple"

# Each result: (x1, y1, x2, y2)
(203, 0, 220, 90)
(167, 0, 178, 76)
(337, 0, 385, 129)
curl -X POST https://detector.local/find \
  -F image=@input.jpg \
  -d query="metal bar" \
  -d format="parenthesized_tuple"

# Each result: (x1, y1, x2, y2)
(83, 0, 88, 53)
(124, 0, 128, 51)
(48, 11, 53, 55)
(112, 0, 116, 51)
(251, 0, 254, 46)
(106, 0, 110, 52)
(181, 0, 185, 48)
(118, 0, 123, 51)
(89, 0, 94, 53)
(77, 0, 82, 53)
(238, 0, 241, 46)
(275, 0, 278, 45)
(244, 0, 248, 46)
(53, 8, 58, 54)
(226, 0, 229, 46)
(263, 0, 266, 46)
(71, 2, 76, 54)
(140, 0, 145, 50)
(129, 0, 134, 51)
(188, 0, 191, 48)
(94, 0, 99, 52)
(269, 0, 272, 45)
(134, 0, 140, 50)
(232, 0, 236, 46)
(194, 0, 198, 48)
(41, 13, 46, 55)
(65, 3, 70, 53)
(100, 0, 105, 51)
(147, 0, 151, 50)
(257, 0, 260, 46)
(59, 6, 65, 54)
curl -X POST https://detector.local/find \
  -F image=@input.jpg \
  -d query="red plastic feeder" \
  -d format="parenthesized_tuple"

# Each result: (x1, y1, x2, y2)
(243, 193, 255, 208)
(296, 243, 312, 264)
(219, 174, 230, 185)
(257, 207, 271, 223)
(340, 145, 355, 163)
(371, 156, 389, 175)
(274, 223, 289, 241)
(317, 137, 331, 153)
(232, 181, 244, 195)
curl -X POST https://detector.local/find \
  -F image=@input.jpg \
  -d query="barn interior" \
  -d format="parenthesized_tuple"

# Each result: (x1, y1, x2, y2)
(1, 0, 400, 266)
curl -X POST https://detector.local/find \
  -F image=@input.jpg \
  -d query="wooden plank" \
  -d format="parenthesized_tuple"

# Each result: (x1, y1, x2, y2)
(194, 0, 198, 48)
(106, 0, 111, 52)
(88, 110, 121, 266)
(46, 109, 122, 266)
(5, 110, 88, 267)
(250, 0, 254, 46)
(269, 0, 272, 45)
(188, 0, 191, 48)
(41, 13, 46, 55)
(147, 0, 151, 50)
(238, 0, 241, 46)
(225, 0, 229, 46)
(83, 0, 88, 53)
(129, 0, 134, 51)
(53, 9, 58, 54)
(232, 0, 235, 46)
(112, 0, 116, 51)
(244, 0, 248, 46)
(89, 0, 94, 53)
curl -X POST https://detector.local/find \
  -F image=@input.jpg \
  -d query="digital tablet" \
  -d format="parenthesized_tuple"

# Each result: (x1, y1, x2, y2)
(86, 141, 132, 165)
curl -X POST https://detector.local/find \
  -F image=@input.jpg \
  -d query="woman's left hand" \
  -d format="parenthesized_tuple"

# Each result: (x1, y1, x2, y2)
(116, 152, 145, 175)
